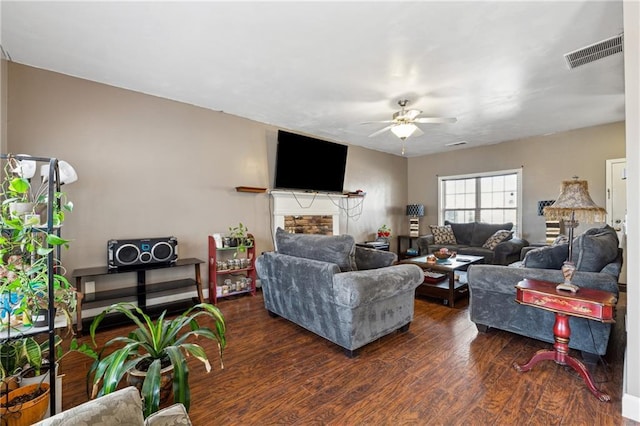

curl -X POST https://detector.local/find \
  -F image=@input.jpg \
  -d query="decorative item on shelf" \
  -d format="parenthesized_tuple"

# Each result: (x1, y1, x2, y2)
(406, 204, 425, 237)
(543, 177, 607, 293)
(376, 224, 391, 242)
(433, 248, 456, 264)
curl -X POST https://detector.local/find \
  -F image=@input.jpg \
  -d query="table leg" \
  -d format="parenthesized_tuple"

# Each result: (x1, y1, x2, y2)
(447, 271, 455, 307)
(513, 313, 610, 402)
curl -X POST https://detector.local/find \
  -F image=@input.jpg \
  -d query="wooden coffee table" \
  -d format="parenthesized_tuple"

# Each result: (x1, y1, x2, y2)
(400, 255, 484, 307)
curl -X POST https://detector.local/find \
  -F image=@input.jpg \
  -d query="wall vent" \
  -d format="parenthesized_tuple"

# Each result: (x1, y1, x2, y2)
(564, 33, 623, 69)
(445, 140, 467, 147)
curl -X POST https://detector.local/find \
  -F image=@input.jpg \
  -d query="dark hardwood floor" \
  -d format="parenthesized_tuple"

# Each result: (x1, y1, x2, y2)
(59, 290, 637, 425)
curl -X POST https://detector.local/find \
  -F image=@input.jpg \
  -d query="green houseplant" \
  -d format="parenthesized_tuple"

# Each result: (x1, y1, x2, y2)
(227, 222, 252, 256)
(0, 156, 76, 332)
(88, 302, 226, 417)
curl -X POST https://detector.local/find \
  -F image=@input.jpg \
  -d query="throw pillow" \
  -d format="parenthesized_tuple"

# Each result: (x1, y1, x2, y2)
(275, 227, 356, 272)
(469, 222, 514, 247)
(430, 225, 457, 245)
(572, 225, 619, 272)
(552, 234, 569, 245)
(523, 243, 569, 270)
(482, 230, 513, 250)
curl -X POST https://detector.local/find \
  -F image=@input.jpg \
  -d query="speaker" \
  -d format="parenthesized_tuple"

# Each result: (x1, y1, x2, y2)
(108, 237, 178, 270)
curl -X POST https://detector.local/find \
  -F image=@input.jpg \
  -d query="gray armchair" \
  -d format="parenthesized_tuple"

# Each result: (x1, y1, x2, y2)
(255, 228, 424, 357)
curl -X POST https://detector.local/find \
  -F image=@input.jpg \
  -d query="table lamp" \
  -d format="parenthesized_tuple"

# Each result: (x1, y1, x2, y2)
(406, 204, 425, 237)
(543, 177, 606, 292)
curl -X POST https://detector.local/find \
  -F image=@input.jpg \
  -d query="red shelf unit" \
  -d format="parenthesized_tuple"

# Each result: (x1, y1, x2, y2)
(208, 234, 257, 304)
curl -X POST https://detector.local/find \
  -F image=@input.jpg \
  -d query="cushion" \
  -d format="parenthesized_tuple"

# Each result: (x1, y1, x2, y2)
(275, 227, 356, 272)
(444, 221, 475, 245)
(430, 225, 457, 245)
(572, 225, 619, 272)
(552, 234, 569, 245)
(482, 230, 513, 250)
(523, 243, 569, 269)
(470, 222, 514, 247)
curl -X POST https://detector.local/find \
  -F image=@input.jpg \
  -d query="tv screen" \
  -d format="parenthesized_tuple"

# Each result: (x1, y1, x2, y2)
(274, 130, 348, 193)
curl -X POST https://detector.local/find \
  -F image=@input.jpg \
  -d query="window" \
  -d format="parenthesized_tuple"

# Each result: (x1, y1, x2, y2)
(438, 169, 522, 236)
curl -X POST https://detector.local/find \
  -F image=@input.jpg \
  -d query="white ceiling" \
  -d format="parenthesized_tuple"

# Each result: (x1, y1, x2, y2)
(1, 1, 626, 157)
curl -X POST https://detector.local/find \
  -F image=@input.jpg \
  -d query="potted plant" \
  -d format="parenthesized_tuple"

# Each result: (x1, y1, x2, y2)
(88, 302, 226, 417)
(0, 336, 96, 425)
(377, 224, 391, 240)
(227, 222, 252, 255)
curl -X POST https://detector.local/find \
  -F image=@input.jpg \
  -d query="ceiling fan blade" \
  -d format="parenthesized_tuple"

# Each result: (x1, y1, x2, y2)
(368, 125, 394, 137)
(414, 117, 457, 124)
(405, 109, 422, 120)
(361, 120, 395, 125)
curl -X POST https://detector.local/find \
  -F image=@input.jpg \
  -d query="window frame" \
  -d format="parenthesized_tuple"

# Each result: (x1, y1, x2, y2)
(437, 168, 523, 237)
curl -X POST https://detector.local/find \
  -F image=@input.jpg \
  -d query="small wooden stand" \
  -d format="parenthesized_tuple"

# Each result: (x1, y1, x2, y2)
(513, 278, 617, 402)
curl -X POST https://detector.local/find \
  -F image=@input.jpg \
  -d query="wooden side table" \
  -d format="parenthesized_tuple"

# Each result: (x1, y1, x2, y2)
(513, 278, 617, 402)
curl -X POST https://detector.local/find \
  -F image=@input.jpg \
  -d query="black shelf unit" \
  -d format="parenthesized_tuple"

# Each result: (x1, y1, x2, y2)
(0, 154, 63, 417)
(72, 257, 204, 334)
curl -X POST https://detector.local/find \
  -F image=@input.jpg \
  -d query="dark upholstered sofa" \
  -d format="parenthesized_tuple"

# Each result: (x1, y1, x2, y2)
(417, 221, 529, 265)
(255, 228, 424, 357)
(467, 225, 622, 359)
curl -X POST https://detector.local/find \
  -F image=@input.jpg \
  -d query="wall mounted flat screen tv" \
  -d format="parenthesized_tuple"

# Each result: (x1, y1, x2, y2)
(274, 130, 348, 193)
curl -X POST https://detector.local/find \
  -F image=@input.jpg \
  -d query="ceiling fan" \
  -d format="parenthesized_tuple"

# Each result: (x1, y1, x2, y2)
(364, 99, 457, 154)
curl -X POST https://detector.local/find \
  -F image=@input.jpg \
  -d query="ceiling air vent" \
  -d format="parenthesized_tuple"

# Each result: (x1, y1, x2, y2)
(564, 33, 623, 69)
(445, 141, 467, 147)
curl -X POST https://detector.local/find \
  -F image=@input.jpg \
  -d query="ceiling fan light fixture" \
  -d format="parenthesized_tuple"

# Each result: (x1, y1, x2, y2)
(391, 123, 417, 140)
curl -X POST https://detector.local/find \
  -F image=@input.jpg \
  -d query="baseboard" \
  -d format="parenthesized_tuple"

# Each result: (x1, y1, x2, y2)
(622, 346, 640, 422)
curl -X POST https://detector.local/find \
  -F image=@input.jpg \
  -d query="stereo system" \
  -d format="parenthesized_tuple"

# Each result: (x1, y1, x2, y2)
(108, 236, 178, 270)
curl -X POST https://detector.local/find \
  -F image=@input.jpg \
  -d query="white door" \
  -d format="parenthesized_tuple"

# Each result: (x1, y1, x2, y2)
(606, 158, 627, 284)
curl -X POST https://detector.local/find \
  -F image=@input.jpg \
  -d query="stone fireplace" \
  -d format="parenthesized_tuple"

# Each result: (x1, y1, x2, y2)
(271, 191, 340, 236)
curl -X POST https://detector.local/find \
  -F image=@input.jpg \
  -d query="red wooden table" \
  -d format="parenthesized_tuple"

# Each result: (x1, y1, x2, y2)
(513, 278, 617, 402)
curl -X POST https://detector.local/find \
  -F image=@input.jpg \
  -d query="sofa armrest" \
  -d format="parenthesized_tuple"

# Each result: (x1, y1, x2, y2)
(145, 403, 192, 426)
(417, 234, 434, 255)
(333, 264, 424, 308)
(256, 252, 341, 302)
(355, 246, 397, 270)
(493, 237, 529, 265)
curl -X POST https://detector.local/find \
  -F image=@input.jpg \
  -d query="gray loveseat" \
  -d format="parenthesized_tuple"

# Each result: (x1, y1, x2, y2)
(255, 228, 424, 357)
(468, 225, 622, 360)
(417, 221, 529, 265)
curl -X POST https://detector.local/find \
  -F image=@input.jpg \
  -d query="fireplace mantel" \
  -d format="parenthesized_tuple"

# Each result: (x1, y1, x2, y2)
(270, 191, 346, 236)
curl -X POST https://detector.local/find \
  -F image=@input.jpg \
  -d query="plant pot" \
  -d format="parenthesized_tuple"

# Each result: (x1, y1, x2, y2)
(31, 308, 56, 328)
(8, 202, 47, 225)
(19, 363, 62, 417)
(0, 382, 50, 426)
(127, 361, 174, 405)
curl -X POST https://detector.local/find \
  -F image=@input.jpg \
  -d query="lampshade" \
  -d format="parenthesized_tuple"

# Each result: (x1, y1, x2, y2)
(391, 123, 418, 140)
(543, 179, 606, 223)
(9, 154, 36, 179)
(406, 204, 425, 217)
(40, 160, 78, 185)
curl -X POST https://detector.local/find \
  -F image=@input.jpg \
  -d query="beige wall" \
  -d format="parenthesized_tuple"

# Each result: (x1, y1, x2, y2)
(7, 63, 409, 293)
(408, 122, 625, 243)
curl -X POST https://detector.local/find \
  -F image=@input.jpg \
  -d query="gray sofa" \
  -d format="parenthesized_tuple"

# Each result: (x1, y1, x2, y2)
(34, 386, 192, 425)
(468, 225, 622, 359)
(255, 228, 424, 357)
(417, 221, 529, 265)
